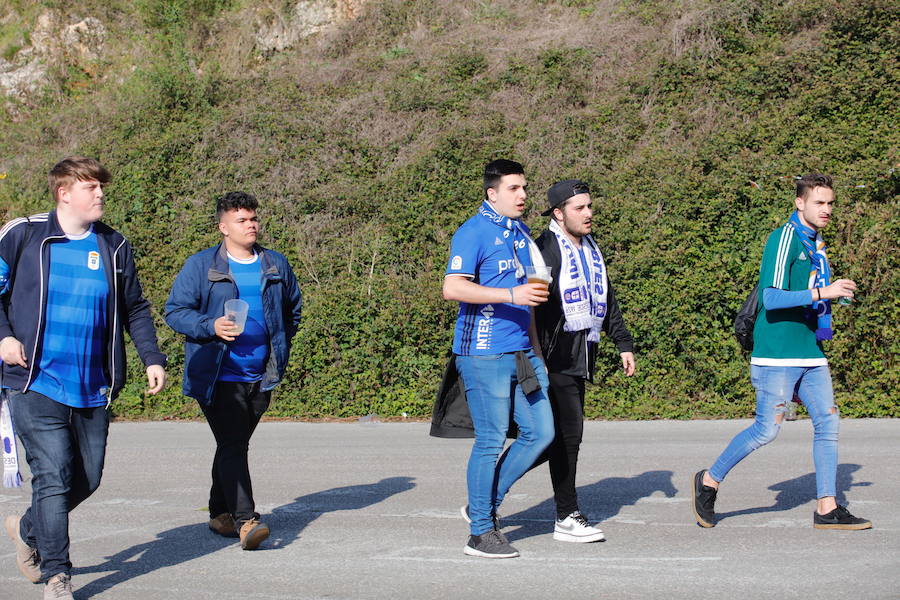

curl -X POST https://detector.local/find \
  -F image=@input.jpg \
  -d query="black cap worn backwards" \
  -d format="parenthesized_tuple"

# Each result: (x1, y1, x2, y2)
(542, 179, 591, 216)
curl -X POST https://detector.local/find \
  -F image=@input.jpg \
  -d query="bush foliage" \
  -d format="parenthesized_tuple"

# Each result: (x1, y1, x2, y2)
(0, 0, 896, 419)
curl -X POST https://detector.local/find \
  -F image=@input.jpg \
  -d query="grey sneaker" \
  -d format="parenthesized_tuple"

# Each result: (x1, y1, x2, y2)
(44, 573, 74, 600)
(5, 515, 41, 583)
(460, 505, 501, 530)
(463, 529, 519, 559)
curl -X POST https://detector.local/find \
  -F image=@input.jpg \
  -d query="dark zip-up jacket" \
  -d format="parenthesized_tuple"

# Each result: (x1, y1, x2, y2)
(164, 242, 302, 406)
(534, 229, 633, 382)
(0, 211, 166, 400)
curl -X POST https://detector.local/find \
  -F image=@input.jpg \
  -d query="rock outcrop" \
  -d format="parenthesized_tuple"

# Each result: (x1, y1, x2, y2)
(0, 10, 107, 113)
(254, 0, 368, 55)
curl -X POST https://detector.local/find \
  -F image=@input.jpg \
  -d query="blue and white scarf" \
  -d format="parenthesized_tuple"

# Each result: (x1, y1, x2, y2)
(477, 201, 546, 277)
(788, 211, 833, 341)
(549, 219, 608, 342)
(0, 390, 22, 488)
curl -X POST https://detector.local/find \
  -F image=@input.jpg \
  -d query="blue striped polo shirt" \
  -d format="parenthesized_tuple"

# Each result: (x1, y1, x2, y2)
(218, 252, 270, 382)
(30, 228, 110, 408)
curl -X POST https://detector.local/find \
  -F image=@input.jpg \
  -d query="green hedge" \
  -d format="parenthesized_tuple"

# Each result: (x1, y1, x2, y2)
(0, 0, 896, 419)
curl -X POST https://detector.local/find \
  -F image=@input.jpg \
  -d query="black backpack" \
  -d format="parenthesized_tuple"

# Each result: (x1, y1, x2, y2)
(734, 283, 761, 352)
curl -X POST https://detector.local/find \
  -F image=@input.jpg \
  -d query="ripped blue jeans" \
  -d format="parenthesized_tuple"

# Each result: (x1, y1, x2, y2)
(709, 365, 839, 498)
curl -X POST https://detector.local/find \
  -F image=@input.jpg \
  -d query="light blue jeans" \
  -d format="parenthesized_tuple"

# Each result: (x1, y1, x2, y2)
(710, 365, 839, 498)
(456, 350, 554, 535)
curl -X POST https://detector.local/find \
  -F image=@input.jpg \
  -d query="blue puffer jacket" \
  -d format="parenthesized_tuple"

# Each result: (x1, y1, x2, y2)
(164, 243, 302, 405)
(0, 211, 166, 400)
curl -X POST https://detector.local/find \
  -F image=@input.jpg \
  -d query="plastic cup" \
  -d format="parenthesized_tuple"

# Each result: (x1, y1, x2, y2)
(224, 299, 249, 335)
(525, 266, 552, 291)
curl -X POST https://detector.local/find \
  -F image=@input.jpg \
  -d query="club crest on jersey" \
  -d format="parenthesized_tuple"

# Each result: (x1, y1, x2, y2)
(87, 251, 101, 270)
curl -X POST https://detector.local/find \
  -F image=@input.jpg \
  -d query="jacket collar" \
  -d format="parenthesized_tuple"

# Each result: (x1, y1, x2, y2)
(46, 209, 118, 242)
(45, 210, 67, 238)
(209, 242, 279, 282)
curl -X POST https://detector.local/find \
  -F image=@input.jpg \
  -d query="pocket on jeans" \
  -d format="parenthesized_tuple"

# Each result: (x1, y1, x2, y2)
(471, 354, 503, 360)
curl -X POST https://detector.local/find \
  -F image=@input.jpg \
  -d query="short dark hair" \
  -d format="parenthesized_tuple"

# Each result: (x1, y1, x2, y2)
(216, 191, 258, 221)
(796, 173, 833, 199)
(483, 159, 525, 199)
(49, 156, 111, 202)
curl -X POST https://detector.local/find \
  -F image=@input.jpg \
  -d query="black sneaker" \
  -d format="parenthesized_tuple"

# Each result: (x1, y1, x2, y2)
(463, 529, 519, 559)
(813, 505, 872, 530)
(691, 470, 717, 528)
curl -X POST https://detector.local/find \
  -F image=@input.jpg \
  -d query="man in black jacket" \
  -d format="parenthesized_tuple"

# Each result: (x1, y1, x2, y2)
(532, 179, 635, 543)
(0, 157, 166, 599)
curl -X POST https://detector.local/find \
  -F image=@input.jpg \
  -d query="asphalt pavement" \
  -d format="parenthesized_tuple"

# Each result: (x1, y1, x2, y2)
(0, 419, 896, 599)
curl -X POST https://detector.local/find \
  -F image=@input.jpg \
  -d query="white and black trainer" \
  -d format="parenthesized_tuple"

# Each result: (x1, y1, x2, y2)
(553, 511, 605, 543)
(463, 529, 519, 559)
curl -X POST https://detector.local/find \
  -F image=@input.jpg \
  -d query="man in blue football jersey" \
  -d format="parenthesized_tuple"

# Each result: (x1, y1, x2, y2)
(442, 159, 554, 558)
(165, 192, 302, 551)
(0, 157, 167, 599)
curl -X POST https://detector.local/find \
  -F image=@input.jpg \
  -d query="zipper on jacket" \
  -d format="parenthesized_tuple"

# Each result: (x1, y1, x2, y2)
(24, 234, 67, 391)
(547, 316, 563, 359)
(106, 238, 126, 408)
(260, 263, 280, 389)
(583, 335, 589, 378)
(205, 266, 235, 404)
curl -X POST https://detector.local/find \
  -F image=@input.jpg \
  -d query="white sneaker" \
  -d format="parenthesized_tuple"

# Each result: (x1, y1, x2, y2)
(553, 511, 605, 543)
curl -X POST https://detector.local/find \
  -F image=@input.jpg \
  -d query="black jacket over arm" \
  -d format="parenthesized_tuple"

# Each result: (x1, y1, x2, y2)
(534, 228, 633, 382)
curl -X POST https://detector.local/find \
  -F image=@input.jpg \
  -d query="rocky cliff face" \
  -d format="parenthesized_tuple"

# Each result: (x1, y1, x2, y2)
(0, 1, 368, 115)
(254, 0, 368, 54)
(0, 10, 107, 114)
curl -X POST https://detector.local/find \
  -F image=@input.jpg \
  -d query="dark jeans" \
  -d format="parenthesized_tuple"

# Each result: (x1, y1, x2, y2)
(201, 381, 271, 526)
(529, 372, 586, 519)
(8, 390, 109, 581)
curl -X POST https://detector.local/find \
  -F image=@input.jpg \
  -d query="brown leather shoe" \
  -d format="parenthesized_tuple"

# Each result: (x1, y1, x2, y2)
(208, 513, 238, 538)
(5, 515, 41, 583)
(238, 518, 269, 550)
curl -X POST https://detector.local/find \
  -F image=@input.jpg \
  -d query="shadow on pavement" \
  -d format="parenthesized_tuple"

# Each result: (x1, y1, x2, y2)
(502, 470, 677, 542)
(265, 476, 416, 549)
(73, 476, 415, 598)
(715, 463, 870, 522)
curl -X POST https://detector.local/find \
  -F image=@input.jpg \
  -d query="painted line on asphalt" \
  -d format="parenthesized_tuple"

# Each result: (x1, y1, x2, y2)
(375, 552, 723, 565)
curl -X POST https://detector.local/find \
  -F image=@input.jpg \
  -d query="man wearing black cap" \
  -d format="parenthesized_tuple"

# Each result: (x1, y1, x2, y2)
(532, 179, 635, 542)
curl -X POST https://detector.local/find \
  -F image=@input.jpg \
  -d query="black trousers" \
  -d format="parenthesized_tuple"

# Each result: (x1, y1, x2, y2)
(201, 381, 271, 525)
(529, 372, 585, 519)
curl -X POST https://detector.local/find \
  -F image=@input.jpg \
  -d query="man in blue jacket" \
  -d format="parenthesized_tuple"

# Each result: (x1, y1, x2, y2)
(165, 191, 302, 551)
(0, 156, 167, 600)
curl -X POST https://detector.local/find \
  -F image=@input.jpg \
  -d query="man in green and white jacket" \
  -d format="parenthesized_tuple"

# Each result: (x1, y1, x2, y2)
(691, 173, 872, 531)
